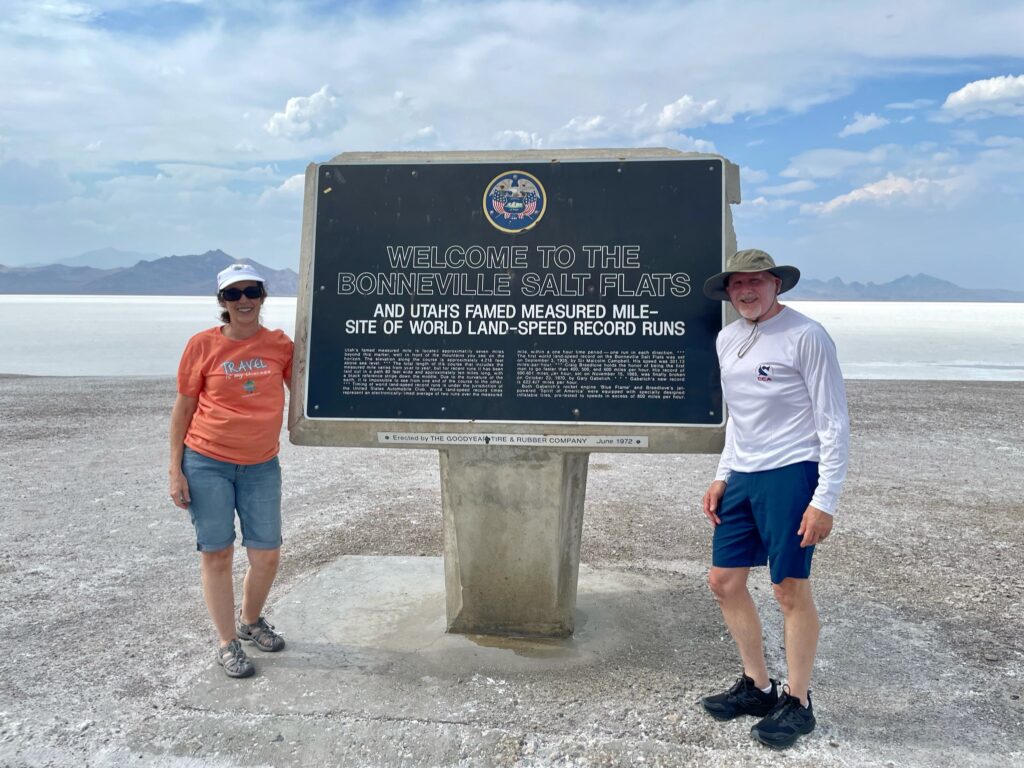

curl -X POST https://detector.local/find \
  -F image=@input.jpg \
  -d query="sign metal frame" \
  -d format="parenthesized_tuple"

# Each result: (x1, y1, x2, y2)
(288, 148, 739, 453)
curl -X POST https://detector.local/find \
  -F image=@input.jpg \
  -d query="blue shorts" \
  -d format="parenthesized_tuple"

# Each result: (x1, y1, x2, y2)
(712, 461, 818, 584)
(182, 447, 283, 552)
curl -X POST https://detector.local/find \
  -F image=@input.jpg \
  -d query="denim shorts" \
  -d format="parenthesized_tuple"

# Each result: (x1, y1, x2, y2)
(712, 461, 819, 584)
(182, 446, 282, 552)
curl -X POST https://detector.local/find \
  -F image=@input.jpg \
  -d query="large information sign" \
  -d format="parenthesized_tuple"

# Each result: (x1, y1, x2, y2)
(290, 149, 735, 452)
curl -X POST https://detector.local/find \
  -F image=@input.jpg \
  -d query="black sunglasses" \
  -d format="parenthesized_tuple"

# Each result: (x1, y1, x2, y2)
(220, 285, 264, 301)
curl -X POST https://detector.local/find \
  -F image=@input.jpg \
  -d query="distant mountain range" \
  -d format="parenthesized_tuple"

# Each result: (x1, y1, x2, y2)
(56, 247, 162, 270)
(0, 250, 299, 296)
(787, 274, 1024, 302)
(1, 249, 1021, 301)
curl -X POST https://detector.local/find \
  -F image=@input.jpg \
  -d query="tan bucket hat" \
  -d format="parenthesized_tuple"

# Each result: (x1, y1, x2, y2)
(702, 249, 801, 301)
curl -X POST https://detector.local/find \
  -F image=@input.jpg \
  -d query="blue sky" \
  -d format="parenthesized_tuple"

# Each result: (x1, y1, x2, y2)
(1, 0, 1022, 288)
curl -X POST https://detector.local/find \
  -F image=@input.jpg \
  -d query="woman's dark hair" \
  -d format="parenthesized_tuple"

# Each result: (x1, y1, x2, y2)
(217, 284, 267, 324)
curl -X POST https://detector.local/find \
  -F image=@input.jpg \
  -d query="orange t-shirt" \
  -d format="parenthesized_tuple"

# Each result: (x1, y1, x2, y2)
(177, 326, 294, 465)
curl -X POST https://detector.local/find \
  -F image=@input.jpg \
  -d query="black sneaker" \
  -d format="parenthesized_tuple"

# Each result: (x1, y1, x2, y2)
(216, 639, 255, 678)
(237, 615, 286, 652)
(702, 675, 779, 720)
(751, 688, 816, 748)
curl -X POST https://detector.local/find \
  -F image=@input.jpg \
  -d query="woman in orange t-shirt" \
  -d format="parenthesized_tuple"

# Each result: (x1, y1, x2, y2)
(169, 263, 294, 679)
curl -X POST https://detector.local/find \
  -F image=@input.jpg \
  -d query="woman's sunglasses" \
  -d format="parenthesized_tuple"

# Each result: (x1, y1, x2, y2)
(220, 285, 264, 301)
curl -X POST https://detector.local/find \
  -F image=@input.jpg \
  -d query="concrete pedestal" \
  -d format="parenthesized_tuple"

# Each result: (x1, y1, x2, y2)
(440, 447, 589, 637)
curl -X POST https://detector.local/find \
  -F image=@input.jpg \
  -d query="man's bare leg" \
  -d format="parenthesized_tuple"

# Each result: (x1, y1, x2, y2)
(772, 577, 818, 705)
(708, 566, 770, 687)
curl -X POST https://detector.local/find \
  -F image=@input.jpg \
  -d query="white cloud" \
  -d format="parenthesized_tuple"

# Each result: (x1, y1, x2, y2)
(781, 146, 892, 179)
(746, 196, 799, 211)
(941, 75, 1024, 119)
(153, 163, 276, 185)
(0, 158, 80, 204)
(493, 130, 544, 149)
(5, 0, 99, 38)
(551, 97, 726, 150)
(485, 93, 729, 151)
(622, 95, 730, 149)
(741, 167, 769, 184)
(655, 95, 733, 131)
(756, 179, 817, 195)
(405, 125, 440, 147)
(624, 103, 648, 119)
(839, 112, 890, 138)
(560, 115, 609, 136)
(801, 174, 961, 215)
(635, 131, 716, 153)
(18, 168, 308, 263)
(3, 1, 1024, 274)
(983, 135, 1024, 148)
(265, 85, 344, 139)
(885, 98, 935, 110)
(278, 173, 306, 194)
(258, 173, 305, 205)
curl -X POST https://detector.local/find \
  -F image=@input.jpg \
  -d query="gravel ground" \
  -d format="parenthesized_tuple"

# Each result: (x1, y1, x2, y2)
(0, 376, 1021, 767)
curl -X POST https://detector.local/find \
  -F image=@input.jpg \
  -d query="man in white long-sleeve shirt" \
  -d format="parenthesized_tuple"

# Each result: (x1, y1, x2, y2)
(699, 249, 849, 749)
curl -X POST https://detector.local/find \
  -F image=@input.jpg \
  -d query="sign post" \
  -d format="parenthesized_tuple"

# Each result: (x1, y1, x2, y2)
(290, 148, 739, 636)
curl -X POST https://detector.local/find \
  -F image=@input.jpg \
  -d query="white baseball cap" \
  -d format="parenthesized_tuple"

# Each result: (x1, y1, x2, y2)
(217, 263, 265, 291)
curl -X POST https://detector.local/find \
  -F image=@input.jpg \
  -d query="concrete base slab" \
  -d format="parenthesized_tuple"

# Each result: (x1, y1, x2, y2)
(185, 555, 695, 721)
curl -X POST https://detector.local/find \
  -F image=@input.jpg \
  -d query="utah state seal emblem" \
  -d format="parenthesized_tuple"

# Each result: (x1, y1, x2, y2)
(483, 170, 546, 233)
